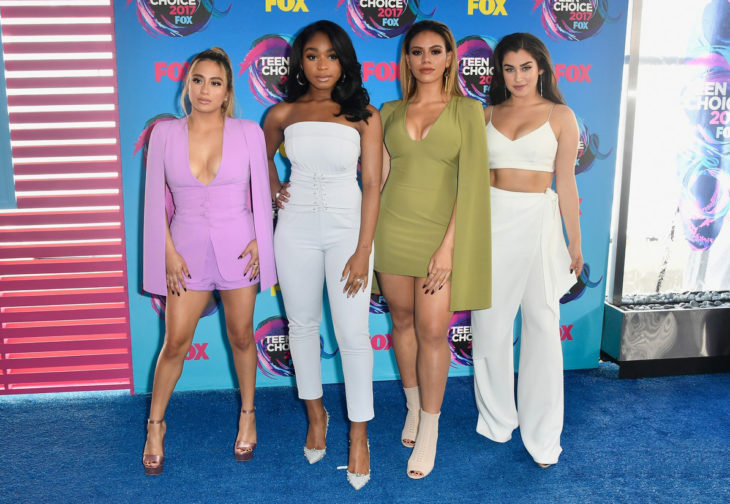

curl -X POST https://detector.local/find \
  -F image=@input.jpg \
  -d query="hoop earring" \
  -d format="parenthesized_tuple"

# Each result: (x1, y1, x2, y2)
(296, 70, 305, 86)
(540, 75, 543, 97)
(339, 72, 346, 84)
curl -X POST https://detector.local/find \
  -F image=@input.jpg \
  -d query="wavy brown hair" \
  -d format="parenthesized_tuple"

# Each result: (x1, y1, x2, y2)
(489, 33, 565, 106)
(399, 20, 462, 99)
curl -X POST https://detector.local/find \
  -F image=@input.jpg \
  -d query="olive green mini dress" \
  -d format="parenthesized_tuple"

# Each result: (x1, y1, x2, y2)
(374, 96, 492, 311)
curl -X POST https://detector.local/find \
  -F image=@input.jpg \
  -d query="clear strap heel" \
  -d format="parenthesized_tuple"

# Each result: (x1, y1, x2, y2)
(234, 407, 257, 462)
(142, 418, 166, 476)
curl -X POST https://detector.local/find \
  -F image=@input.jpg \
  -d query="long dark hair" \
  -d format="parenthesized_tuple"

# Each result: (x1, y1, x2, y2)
(281, 20, 371, 123)
(489, 32, 565, 106)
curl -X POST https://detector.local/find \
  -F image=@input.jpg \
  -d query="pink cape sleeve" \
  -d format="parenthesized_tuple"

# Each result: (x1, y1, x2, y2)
(142, 121, 173, 296)
(241, 120, 277, 291)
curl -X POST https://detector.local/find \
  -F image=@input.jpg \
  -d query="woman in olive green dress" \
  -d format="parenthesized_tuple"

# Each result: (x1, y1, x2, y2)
(374, 20, 491, 479)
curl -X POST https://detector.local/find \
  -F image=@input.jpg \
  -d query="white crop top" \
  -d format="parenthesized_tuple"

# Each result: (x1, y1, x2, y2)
(486, 105, 558, 172)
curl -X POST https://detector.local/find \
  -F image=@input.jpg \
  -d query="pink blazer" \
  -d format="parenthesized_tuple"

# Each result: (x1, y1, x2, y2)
(142, 117, 276, 295)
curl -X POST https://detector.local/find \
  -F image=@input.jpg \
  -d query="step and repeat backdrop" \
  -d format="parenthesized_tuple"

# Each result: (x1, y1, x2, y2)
(115, 0, 629, 393)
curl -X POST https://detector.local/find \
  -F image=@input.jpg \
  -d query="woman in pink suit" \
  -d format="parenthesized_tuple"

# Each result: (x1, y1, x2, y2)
(141, 48, 275, 475)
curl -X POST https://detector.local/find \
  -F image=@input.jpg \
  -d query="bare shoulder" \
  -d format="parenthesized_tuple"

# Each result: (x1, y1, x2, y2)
(358, 105, 381, 137)
(365, 103, 380, 117)
(483, 104, 494, 121)
(365, 104, 381, 125)
(264, 101, 294, 128)
(552, 103, 577, 124)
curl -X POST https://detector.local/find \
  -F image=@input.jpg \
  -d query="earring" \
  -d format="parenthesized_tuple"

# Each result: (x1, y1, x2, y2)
(296, 70, 305, 86)
(504, 87, 507, 99)
(339, 72, 346, 84)
(540, 75, 543, 97)
(443, 71, 449, 90)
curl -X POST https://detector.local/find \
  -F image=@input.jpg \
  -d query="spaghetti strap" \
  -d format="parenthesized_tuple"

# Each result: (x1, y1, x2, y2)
(547, 103, 556, 121)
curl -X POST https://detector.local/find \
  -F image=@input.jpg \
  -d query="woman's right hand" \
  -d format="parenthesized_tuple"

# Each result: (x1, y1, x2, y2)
(165, 249, 190, 296)
(275, 182, 290, 209)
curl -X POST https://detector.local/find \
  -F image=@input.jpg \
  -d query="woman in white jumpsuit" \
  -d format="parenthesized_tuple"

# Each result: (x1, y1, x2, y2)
(471, 32, 583, 468)
(263, 21, 381, 490)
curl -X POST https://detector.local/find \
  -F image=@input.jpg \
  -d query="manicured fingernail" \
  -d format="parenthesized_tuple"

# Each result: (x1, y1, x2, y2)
(431, 289, 435, 295)
(187, 274, 191, 278)
(439, 285, 443, 290)
(183, 288, 187, 292)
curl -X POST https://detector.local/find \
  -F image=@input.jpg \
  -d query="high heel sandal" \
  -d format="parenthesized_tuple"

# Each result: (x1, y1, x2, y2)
(234, 407, 257, 462)
(407, 409, 440, 479)
(303, 408, 329, 464)
(402, 386, 420, 448)
(346, 438, 371, 491)
(142, 418, 166, 476)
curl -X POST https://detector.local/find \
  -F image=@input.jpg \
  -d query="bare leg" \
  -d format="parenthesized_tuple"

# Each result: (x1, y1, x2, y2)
(219, 286, 259, 453)
(348, 420, 369, 474)
(377, 273, 417, 387)
(407, 279, 453, 479)
(413, 278, 453, 414)
(304, 398, 328, 450)
(143, 290, 212, 468)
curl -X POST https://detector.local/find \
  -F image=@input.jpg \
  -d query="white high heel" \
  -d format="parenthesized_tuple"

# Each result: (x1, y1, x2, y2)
(346, 439, 370, 490)
(303, 409, 329, 464)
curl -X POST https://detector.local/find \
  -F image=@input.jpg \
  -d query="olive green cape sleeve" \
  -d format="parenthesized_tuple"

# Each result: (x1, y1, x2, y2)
(379, 100, 399, 131)
(451, 97, 491, 311)
(371, 100, 402, 295)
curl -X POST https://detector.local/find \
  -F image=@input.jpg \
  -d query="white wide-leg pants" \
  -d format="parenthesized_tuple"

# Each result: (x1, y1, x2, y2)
(471, 187, 575, 464)
(274, 209, 374, 422)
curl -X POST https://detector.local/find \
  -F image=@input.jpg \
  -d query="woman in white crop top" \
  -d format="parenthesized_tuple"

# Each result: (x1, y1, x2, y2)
(263, 21, 381, 490)
(471, 32, 583, 468)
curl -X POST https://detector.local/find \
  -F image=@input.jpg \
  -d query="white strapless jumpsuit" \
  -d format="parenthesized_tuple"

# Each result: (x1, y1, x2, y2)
(274, 121, 374, 422)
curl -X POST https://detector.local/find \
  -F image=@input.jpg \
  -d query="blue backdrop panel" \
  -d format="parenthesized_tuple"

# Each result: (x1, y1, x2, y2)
(115, 0, 629, 393)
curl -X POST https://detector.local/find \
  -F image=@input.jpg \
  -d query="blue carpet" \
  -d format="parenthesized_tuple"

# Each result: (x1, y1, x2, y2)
(1, 363, 729, 503)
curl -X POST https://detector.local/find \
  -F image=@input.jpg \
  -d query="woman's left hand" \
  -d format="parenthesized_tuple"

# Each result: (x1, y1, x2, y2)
(424, 243, 453, 294)
(568, 242, 583, 278)
(341, 248, 370, 298)
(239, 239, 260, 280)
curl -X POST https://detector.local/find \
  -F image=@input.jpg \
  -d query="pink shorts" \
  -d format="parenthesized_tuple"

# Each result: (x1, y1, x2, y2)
(186, 236, 259, 292)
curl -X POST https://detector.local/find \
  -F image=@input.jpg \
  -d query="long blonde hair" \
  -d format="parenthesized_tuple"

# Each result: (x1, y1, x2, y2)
(179, 47, 235, 117)
(399, 20, 462, 100)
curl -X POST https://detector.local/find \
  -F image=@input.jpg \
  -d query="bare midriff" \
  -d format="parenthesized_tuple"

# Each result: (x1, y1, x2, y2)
(490, 168, 553, 193)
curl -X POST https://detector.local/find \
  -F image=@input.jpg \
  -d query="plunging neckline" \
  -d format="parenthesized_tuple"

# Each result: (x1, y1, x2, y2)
(488, 119, 554, 142)
(403, 98, 452, 142)
(185, 116, 227, 187)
